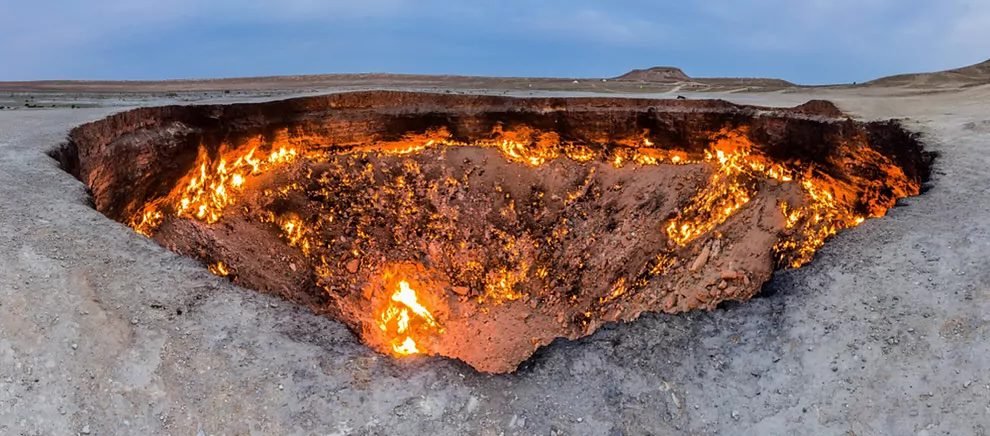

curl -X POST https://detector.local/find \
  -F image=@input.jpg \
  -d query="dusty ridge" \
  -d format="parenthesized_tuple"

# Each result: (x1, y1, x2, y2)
(867, 59, 990, 87)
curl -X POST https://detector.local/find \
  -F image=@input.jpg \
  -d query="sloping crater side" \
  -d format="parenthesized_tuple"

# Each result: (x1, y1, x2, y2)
(53, 91, 933, 373)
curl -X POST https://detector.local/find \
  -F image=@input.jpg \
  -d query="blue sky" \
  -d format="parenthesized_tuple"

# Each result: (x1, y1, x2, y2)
(1, 0, 987, 84)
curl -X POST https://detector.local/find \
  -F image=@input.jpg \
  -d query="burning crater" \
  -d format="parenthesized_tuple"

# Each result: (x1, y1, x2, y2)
(56, 92, 932, 373)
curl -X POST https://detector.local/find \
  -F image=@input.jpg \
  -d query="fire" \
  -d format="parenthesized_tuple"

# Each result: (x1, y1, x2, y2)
(394, 337, 419, 355)
(480, 266, 527, 304)
(126, 123, 909, 363)
(131, 143, 299, 236)
(208, 261, 230, 276)
(664, 136, 765, 246)
(175, 146, 297, 223)
(131, 209, 163, 237)
(377, 279, 440, 356)
(130, 125, 884, 283)
(278, 215, 311, 254)
(772, 177, 869, 268)
(659, 128, 876, 268)
(599, 278, 628, 304)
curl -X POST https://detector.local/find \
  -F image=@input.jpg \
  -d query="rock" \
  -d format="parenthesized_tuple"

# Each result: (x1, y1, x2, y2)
(345, 259, 359, 274)
(711, 238, 722, 258)
(81, 424, 91, 434)
(717, 280, 728, 290)
(689, 243, 711, 272)
(452, 286, 470, 296)
(731, 410, 741, 421)
(720, 270, 740, 280)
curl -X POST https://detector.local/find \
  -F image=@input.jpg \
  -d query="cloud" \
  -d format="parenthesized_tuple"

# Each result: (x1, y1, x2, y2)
(943, 0, 990, 65)
(514, 7, 662, 45)
(0, 0, 986, 81)
(0, 0, 415, 78)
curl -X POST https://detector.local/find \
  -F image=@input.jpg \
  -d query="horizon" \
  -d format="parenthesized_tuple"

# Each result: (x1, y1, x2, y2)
(2, 1, 988, 85)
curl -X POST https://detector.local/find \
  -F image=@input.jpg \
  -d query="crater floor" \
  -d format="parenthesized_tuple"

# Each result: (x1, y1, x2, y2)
(0, 83, 988, 435)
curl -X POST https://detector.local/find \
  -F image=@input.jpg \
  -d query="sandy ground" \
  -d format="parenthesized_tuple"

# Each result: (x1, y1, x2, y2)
(1, 80, 989, 435)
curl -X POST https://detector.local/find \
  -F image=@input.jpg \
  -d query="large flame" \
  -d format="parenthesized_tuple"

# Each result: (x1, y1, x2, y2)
(377, 280, 440, 356)
(131, 144, 298, 235)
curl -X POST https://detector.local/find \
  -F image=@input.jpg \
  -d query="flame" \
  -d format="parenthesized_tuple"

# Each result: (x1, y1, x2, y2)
(208, 261, 230, 277)
(393, 337, 419, 354)
(664, 140, 761, 246)
(279, 215, 311, 254)
(772, 177, 869, 268)
(127, 123, 913, 341)
(131, 143, 299, 236)
(377, 279, 439, 356)
(131, 209, 163, 237)
(480, 266, 527, 304)
(661, 128, 881, 269)
(598, 278, 628, 304)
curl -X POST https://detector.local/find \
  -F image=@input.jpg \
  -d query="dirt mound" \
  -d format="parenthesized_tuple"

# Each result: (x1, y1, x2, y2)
(55, 91, 932, 373)
(791, 100, 845, 118)
(615, 67, 691, 82)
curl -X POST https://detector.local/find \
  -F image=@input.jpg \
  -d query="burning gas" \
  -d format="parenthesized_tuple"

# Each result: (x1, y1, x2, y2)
(123, 122, 923, 366)
(132, 145, 298, 235)
(377, 280, 440, 355)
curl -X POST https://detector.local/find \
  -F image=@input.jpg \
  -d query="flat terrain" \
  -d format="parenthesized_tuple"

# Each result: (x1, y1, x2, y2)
(1, 71, 989, 434)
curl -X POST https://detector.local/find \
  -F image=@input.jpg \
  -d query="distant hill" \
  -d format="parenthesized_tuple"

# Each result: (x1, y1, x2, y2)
(3, 61, 984, 94)
(614, 66, 795, 88)
(867, 59, 990, 87)
(614, 67, 690, 82)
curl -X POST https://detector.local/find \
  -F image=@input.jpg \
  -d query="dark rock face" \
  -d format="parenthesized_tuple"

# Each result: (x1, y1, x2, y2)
(53, 91, 932, 373)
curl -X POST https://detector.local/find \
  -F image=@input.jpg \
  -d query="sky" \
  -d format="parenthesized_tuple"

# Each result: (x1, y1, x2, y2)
(1, 0, 988, 84)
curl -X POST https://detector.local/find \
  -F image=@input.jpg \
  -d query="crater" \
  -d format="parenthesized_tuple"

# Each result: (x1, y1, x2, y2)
(54, 91, 932, 373)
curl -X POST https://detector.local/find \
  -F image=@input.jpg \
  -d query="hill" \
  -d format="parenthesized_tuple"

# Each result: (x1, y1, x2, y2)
(867, 59, 990, 87)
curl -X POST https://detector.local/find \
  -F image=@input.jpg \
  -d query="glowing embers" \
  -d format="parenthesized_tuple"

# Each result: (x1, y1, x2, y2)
(277, 214, 311, 254)
(370, 265, 445, 356)
(773, 178, 868, 268)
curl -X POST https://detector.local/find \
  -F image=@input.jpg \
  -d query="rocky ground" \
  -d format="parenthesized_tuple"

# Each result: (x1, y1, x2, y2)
(1, 75, 989, 435)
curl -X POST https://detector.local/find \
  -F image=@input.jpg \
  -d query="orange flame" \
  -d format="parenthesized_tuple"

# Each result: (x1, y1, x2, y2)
(131, 144, 299, 236)
(377, 280, 439, 356)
